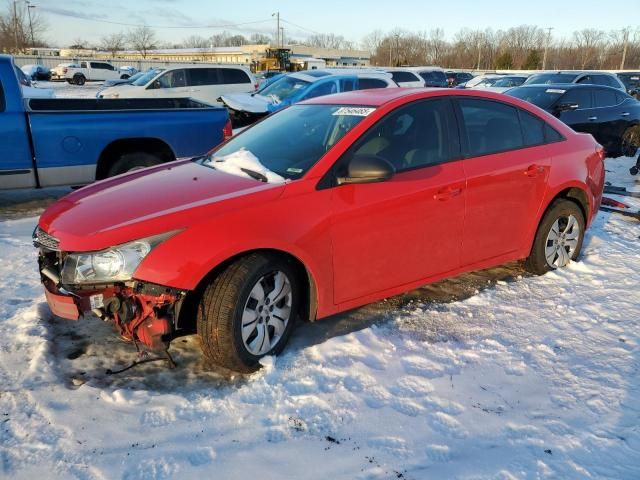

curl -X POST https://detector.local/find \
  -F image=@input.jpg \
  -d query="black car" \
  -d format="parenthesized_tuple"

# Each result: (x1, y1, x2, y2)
(506, 84, 640, 158)
(617, 72, 640, 99)
(523, 71, 626, 91)
(446, 71, 473, 87)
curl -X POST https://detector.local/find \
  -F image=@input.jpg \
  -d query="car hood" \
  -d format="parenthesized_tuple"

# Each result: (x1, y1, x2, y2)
(39, 159, 284, 252)
(220, 92, 278, 113)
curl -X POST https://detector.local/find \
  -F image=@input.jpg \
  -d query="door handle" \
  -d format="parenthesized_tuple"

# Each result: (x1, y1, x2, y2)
(588, 116, 598, 121)
(524, 164, 545, 177)
(434, 186, 463, 201)
(621, 112, 630, 117)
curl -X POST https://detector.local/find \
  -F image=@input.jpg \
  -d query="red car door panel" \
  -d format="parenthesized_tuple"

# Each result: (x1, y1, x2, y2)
(330, 163, 466, 304)
(456, 97, 551, 266)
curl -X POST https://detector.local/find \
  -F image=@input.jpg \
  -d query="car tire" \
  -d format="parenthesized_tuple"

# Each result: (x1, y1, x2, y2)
(74, 75, 85, 86)
(524, 199, 585, 275)
(197, 253, 300, 373)
(120, 74, 130, 80)
(106, 152, 162, 177)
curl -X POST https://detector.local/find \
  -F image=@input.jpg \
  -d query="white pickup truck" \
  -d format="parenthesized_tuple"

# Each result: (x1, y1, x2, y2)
(65, 61, 125, 85)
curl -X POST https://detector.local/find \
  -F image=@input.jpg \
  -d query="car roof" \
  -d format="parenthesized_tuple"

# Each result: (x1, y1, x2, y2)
(406, 66, 445, 72)
(510, 83, 623, 92)
(289, 70, 392, 83)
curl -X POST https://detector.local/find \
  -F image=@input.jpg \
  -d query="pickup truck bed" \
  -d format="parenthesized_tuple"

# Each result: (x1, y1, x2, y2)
(1, 55, 230, 190)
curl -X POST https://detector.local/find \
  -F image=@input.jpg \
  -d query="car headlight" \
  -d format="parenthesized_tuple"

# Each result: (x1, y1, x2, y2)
(61, 231, 177, 285)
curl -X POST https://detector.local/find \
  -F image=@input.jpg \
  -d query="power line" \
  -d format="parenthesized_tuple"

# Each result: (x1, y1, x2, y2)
(280, 18, 321, 36)
(38, 8, 273, 30)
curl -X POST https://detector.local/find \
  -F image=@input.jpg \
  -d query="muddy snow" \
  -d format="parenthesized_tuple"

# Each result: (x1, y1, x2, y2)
(0, 158, 638, 479)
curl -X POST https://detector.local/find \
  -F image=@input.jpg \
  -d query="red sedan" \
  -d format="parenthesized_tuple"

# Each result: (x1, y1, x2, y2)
(36, 88, 605, 372)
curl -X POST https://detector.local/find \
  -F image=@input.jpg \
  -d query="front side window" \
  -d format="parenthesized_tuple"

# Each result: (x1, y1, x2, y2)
(303, 80, 338, 100)
(560, 89, 593, 109)
(202, 105, 370, 180)
(458, 98, 523, 156)
(157, 69, 187, 88)
(80, 62, 87, 68)
(343, 99, 457, 172)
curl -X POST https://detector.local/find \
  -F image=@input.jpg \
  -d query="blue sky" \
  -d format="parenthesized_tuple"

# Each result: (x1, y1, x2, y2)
(35, 0, 636, 47)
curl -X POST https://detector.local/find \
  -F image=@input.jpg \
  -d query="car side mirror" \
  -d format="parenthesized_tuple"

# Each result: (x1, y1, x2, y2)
(337, 155, 395, 185)
(555, 102, 579, 113)
(629, 89, 638, 96)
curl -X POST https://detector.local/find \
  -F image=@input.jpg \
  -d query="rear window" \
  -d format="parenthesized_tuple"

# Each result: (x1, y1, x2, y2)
(189, 68, 219, 86)
(524, 73, 579, 85)
(358, 78, 389, 90)
(220, 68, 252, 84)
(593, 88, 619, 107)
(419, 70, 447, 86)
(390, 71, 420, 83)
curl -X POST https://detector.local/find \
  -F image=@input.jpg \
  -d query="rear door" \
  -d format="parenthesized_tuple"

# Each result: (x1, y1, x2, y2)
(329, 98, 466, 304)
(455, 97, 552, 266)
(556, 87, 595, 137)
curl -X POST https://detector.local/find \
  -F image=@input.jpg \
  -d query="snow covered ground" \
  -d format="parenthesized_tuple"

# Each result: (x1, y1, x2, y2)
(0, 158, 639, 479)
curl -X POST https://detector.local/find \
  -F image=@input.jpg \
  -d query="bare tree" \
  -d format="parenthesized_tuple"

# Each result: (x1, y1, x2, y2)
(249, 33, 271, 44)
(100, 32, 125, 57)
(182, 35, 209, 48)
(0, 1, 47, 53)
(573, 28, 606, 69)
(127, 25, 156, 59)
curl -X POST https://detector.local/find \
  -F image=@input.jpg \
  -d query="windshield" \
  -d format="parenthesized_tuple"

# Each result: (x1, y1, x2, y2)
(506, 86, 566, 110)
(200, 104, 373, 181)
(257, 75, 311, 102)
(132, 69, 164, 86)
(524, 73, 579, 85)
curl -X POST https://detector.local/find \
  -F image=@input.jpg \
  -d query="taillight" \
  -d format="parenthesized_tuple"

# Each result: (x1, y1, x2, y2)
(63, 67, 67, 74)
(596, 145, 605, 161)
(223, 118, 233, 141)
(254, 82, 259, 90)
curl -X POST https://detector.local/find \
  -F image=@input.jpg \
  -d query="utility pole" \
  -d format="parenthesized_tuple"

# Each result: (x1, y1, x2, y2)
(280, 27, 284, 47)
(26, 1, 35, 49)
(476, 42, 481, 70)
(620, 28, 629, 70)
(272, 12, 280, 47)
(13, 1, 19, 53)
(542, 27, 553, 70)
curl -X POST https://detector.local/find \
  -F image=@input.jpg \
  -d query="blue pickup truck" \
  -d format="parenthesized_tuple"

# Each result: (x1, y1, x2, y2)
(1, 55, 230, 189)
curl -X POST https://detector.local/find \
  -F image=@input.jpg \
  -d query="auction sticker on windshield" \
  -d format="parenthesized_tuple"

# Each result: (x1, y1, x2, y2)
(333, 107, 376, 117)
(545, 89, 566, 94)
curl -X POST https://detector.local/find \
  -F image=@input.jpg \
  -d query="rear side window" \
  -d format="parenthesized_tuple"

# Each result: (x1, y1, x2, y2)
(219, 68, 251, 84)
(458, 98, 523, 156)
(189, 68, 220, 86)
(391, 71, 420, 83)
(560, 89, 592, 109)
(519, 110, 546, 147)
(340, 78, 356, 92)
(594, 88, 619, 107)
(357, 78, 388, 90)
(303, 81, 338, 100)
(545, 124, 564, 142)
(347, 98, 458, 172)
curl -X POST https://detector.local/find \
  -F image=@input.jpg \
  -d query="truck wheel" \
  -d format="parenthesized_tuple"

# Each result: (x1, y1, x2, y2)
(197, 253, 300, 373)
(74, 75, 85, 86)
(106, 152, 162, 177)
(524, 199, 585, 275)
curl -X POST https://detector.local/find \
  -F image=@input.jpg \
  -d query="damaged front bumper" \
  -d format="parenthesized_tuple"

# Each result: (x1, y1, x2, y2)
(36, 237, 187, 352)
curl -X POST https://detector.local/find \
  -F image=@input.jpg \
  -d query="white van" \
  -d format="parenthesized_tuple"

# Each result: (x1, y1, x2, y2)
(98, 65, 258, 105)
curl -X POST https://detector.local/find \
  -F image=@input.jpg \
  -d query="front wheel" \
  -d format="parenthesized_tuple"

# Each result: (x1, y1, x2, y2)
(525, 199, 585, 275)
(197, 253, 300, 372)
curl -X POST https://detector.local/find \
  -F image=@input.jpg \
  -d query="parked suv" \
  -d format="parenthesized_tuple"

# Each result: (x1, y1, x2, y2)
(524, 71, 626, 91)
(65, 61, 123, 85)
(98, 64, 257, 106)
(383, 68, 425, 88)
(407, 66, 448, 87)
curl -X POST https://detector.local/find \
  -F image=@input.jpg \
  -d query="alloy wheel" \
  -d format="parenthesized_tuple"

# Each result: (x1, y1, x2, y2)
(241, 271, 292, 356)
(544, 214, 580, 268)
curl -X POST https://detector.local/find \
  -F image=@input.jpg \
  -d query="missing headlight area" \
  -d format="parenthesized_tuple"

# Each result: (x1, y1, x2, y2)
(38, 242, 187, 355)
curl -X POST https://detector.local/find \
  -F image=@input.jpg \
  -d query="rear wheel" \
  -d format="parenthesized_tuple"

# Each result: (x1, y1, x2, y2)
(73, 74, 86, 86)
(525, 199, 585, 275)
(197, 253, 300, 373)
(106, 152, 163, 177)
(120, 74, 130, 80)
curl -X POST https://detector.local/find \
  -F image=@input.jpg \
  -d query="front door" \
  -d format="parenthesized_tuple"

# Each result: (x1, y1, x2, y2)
(329, 98, 466, 304)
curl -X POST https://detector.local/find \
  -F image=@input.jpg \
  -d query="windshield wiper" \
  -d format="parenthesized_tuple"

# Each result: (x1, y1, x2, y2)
(240, 168, 268, 182)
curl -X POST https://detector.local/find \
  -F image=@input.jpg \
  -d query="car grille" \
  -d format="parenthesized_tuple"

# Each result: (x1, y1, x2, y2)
(34, 227, 60, 251)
